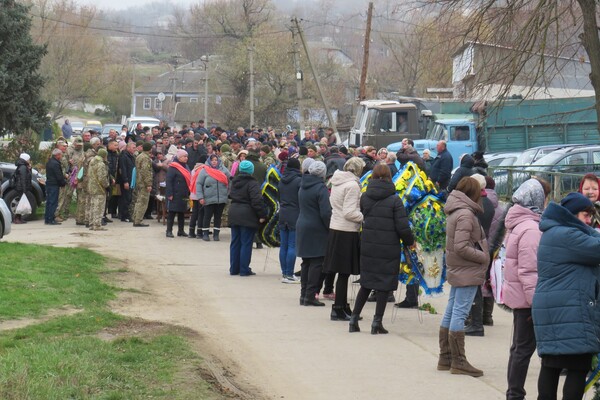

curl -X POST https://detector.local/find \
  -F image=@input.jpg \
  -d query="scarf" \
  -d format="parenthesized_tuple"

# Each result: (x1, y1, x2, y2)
(205, 166, 229, 187)
(170, 162, 191, 189)
(190, 165, 205, 195)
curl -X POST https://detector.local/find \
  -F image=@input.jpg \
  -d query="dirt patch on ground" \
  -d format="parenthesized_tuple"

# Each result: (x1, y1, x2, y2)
(0, 307, 83, 332)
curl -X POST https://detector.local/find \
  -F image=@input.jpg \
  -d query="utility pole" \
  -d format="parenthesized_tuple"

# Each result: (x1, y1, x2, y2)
(292, 17, 339, 140)
(131, 62, 136, 117)
(359, 2, 373, 101)
(291, 29, 304, 134)
(203, 55, 209, 123)
(248, 45, 255, 127)
(170, 76, 177, 125)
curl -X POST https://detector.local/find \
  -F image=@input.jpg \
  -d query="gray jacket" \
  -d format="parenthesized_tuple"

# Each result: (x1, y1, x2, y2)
(196, 162, 231, 205)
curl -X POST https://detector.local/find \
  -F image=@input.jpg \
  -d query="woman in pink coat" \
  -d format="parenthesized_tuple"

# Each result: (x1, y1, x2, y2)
(503, 177, 550, 400)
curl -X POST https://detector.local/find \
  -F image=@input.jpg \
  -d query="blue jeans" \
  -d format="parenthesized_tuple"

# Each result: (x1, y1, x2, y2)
(441, 285, 478, 331)
(230, 225, 257, 276)
(279, 227, 296, 276)
(45, 185, 59, 223)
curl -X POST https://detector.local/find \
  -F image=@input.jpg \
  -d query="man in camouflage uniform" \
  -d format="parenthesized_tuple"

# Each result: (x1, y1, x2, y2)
(77, 137, 102, 226)
(131, 142, 153, 227)
(260, 144, 277, 167)
(219, 144, 236, 170)
(87, 148, 109, 231)
(54, 140, 69, 222)
(57, 137, 84, 221)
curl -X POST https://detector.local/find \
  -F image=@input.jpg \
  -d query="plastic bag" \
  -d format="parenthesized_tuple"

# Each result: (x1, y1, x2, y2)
(15, 194, 32, 215)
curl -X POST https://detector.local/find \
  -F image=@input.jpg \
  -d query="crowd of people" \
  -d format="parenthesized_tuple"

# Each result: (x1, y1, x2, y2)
(10, 119, 600, 400)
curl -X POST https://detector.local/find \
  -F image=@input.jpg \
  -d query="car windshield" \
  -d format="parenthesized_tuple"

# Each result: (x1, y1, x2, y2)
(513, 149, 537, 166)
(71, 122, 84, 128)
(531, 151, 568, 170)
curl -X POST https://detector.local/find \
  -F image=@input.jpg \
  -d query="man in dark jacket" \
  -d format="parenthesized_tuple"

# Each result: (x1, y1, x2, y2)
(45, 149, 67, 225)
(118, 141, 136, 222)
(324, 147, 346, 179)
(278, 158, 302, 282)
(396, 140, 426, 171)
(429, 140, 453, 191)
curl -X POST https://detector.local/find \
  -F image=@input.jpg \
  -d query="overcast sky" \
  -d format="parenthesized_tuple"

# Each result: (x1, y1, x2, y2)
(76, 0, 199, 11)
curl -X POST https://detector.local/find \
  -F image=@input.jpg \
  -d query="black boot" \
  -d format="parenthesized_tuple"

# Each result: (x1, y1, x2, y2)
(166, 231, 174, 238)
(188, 228, 197, 239)
(213, 228, 220, 241)
(371, 315, 388, 335)
(483, 297, 494, 326)
(202, 229, 211, 241)
(349, 313, 360, 333)
(331, 304, 351, 321)
(304, 295, 325, 307)
(344, 303, 362, 320)
(465, 288, 484, 336)
(177, 230, 188, 237)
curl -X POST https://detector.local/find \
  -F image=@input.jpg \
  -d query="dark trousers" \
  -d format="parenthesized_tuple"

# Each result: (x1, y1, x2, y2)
(118, 184, 132, 220)
(405, 281, 419, 303)
(334, 273, 350, 307)
(537, 366, 587, 400)
(44, 185, 59, 223)
(166, 211, 185, 233)
(507, 308, 536, 400)
(300, 257, 324, 301)
(353, 287, 388, 317)
(230, 225, 257, 276)
(202, 203, 225, 230)
(319, 272, 335, 295)
(189, 201, 205, 230)
(108, 193, 119, 215)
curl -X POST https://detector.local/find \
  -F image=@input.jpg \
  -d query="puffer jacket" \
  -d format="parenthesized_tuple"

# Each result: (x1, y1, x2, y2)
(444, 190, 490, 287)
(502, 204, 542, 309)
(486, 188, 506, 245)
(328, 170, 363, 232)
(533, 202, 600, 356)
(228, 173, 267, 229)
(196, 160, 230, 205)
(278, 167, 302, 230)
(447, 154, 474, 192)
(14, 158, 32, 194)
(296, 174, 332, 258)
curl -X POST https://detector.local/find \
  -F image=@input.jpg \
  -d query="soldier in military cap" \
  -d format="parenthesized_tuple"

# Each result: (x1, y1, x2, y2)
(87, 148, 109, 231)
(132, 142, 154, 227)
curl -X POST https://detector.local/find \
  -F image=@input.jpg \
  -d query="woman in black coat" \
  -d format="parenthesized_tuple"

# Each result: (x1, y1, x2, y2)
(447, 154, 474, 192)
(228, 160, 267, 276)
(165, 150, 191, 237)
(296, 161, 332, 306)
(13, 153, 32, 223)
(350, 164, 414, 334)
(278, 158, 302, 282)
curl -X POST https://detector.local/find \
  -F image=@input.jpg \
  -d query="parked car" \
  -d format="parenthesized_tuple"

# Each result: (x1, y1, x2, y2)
(83, 125, 102, 134)
(70, 121, 85, 136)
(126, 117, 160, 133)
(101, 124, 123, 139)
(0, 162, 46, 217)
(85, 120, 102, 128)
(0, 198, 11, 238)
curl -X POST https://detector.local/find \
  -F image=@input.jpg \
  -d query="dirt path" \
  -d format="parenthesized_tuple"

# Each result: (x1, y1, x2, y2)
(5, 221, 541, 399)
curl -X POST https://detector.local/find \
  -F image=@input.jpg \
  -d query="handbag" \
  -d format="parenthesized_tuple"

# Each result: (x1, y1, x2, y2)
(15, 195, 32, 215)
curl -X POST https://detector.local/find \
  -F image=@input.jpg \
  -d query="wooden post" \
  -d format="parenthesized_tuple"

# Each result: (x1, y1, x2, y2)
(359, 2, 373, 101)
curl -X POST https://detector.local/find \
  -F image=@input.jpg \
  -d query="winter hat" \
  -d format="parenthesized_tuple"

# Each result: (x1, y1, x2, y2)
(471, 173, 486, 189)
(302, 157, 315, 174)
(287, 158, 300, 170)
(176, 149, 188, 159)
(142, 142, 153, 152)
(485, 176, 495, 190)
(561, 192, 594, 215)
(278, 151, 289, 161)
(220, 144, 231, 153)
(307, 144, 318, 152)
(97, 148, 108, 159)
(236, 149, 249, 159)
(239, 160, 254, 175)
(19, 153, 30, 162)
(308, 161, 326, 179)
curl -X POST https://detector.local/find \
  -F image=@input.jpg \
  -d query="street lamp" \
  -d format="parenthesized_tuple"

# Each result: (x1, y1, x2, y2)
(200, 55, 209, 124)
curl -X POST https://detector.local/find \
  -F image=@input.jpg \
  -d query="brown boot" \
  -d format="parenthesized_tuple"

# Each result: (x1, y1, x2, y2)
(448, 331, 483, 377)
(437, 327, 451, 371)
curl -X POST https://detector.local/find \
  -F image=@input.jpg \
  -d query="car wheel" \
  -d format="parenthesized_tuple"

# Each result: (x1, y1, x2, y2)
(0, 217, 4, 239)
(4, 190, 37, 217)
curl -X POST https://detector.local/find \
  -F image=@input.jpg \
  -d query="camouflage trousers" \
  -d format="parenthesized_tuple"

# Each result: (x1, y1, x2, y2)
(89, 194, 106, 229)
(131, 188, 149, 225)
(75, 186, 87, 224)
(56, 185, 75, 219)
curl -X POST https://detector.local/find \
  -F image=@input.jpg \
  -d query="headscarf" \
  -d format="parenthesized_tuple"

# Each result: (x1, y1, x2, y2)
(511, 178, 545, 214)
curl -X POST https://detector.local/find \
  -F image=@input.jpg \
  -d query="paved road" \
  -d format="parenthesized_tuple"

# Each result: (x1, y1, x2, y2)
(5, 220, 540, 399)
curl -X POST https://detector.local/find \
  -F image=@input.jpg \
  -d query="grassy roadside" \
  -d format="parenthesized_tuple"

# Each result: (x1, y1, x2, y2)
(0, 243, 226, 399)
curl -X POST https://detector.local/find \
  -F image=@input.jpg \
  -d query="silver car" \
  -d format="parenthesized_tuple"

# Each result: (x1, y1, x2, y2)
(0, 198, 11, 238)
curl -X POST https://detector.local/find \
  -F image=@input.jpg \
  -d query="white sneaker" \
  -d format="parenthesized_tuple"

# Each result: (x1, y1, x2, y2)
(282, 275, 300, 284)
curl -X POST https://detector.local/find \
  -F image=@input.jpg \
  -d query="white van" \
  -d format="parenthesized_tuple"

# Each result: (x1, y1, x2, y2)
(125, 117, 161, 133)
